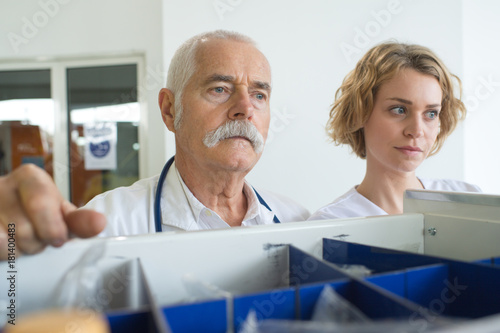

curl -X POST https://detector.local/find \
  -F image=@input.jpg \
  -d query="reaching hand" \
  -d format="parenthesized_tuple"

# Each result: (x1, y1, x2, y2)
(0, 164, 106, 260)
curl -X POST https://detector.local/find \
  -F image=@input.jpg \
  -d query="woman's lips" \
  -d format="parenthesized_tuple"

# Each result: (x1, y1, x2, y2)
(395, 146, 423, 155)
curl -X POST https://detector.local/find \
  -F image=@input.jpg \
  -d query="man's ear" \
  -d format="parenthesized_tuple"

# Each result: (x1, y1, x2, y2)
(158, 88, 176, 132)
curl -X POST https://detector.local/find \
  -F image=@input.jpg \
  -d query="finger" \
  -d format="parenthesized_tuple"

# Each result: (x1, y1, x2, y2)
(0, 181, 48, 256)
(15, 220, 47, 254)
(0, 220, 45, 260)
(13, 164, 68, 247)
(62, 200, 107, 238)
(0, 224, 9, 260)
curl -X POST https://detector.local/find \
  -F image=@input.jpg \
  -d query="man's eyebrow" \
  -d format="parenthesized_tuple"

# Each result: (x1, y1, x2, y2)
(204, 74, 234, 85)
(203, 74, 271, 92)
(388, 97, 441, 108)
(253, 80, 271, 92)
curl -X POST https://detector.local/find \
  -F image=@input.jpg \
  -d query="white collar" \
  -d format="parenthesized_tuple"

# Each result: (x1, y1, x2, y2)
(160, 161, 275, 231)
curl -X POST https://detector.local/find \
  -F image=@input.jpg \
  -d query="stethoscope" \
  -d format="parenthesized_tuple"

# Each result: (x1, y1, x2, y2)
(153, 156, 280, 232)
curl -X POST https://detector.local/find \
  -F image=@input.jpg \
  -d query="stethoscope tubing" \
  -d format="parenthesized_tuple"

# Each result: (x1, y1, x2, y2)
(153, 156, 280, 232)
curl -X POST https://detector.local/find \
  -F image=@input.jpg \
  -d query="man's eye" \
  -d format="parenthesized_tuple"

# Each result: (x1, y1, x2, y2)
(214, 87, 224, 93)
(256, 93, 264, 100)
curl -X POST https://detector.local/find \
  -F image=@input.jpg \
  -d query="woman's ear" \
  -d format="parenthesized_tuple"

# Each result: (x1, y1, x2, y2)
(158, 88, 177, 132)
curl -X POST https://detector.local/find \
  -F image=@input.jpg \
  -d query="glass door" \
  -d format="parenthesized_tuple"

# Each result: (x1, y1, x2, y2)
(66, 64, 140, 207)
(0, 69, 54, 178)
(1, 56, 144, 206)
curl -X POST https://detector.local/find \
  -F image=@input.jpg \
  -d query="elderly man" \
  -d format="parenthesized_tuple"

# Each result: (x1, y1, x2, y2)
(0, 30, 309, 259)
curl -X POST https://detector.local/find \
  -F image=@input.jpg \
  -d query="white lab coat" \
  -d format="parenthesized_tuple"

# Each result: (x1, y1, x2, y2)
(308, 178, 482, 220)
(83, 161, 310, 237)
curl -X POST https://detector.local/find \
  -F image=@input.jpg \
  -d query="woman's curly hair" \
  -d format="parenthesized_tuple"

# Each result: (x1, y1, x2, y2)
(326, 42, 466, 158)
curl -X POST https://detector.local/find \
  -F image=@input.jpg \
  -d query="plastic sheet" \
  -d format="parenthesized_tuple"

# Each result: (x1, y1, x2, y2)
(311, 284, 370, 324)
(181, 273, 232, 302)
(335, 264, 372, 278)
(52, 240, 107, 311)
(239, 317, 458, 333)
(238, 285, 459, 333)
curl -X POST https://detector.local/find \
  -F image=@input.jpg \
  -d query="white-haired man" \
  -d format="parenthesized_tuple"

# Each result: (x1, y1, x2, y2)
(0, 30, 309, 259)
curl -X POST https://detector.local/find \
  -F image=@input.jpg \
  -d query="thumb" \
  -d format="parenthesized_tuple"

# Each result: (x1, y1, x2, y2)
(62, 200, 107, 238)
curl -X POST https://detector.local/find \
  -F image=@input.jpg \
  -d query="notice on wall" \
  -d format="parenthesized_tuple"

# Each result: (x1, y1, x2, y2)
(84, 122, 117, 170)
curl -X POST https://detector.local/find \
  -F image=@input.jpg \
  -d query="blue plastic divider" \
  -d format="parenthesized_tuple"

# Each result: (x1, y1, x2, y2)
(360, 252, 500, 318)
(289, 245, 351, 285)
(107, 309, 157, 333)
(103, 240, 500, 332)
(364, 270, 407, 298)
(297, 280, 349, 320)
(297, 278, 433, 324)
(289, 245, 430, 322)
(162, 299, 227, 333)
(233, 287, 295, 332)
(446, 261, 500, 318)
(322, 238, 453, 274)
(475, 257, 500, 266)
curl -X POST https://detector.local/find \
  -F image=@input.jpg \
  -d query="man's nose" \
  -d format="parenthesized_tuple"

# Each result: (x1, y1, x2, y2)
(228, 90, 254, 120)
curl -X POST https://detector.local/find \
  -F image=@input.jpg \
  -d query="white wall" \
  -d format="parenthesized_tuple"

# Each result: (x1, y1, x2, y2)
(1, 0, 496, 214)
(162, 0, 473, 213)
(0, 0, 165, 178)
(463, 0, 500, 195)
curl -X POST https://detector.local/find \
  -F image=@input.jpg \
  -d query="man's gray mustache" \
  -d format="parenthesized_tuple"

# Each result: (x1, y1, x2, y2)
(203, 120, 265, 153)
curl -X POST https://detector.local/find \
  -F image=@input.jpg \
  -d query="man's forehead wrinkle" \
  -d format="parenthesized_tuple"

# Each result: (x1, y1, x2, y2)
(190, 39, 272, 94)
(204, 74, 234, 85)
(202, 73, 271, 92)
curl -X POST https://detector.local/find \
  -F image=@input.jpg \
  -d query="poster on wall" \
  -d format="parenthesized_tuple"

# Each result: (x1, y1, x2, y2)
(84, 122, 117, 170)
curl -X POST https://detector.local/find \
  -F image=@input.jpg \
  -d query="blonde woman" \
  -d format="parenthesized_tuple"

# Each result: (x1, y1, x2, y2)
(310, 42, 480, 220)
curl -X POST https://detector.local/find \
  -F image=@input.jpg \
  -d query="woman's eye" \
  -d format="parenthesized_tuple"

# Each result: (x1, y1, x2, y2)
(390, 106, 406, 115)
(426, 110, 439, 119)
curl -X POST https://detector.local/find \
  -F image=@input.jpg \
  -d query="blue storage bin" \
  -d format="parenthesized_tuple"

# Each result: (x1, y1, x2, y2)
(298, 278, 429, 322)
(475, 257, 500, 266)
(162, 299, 227, 333)
(289, 245, 352, 285)
(367, 261, 500, 319)
(107, 308, 156, 333)
(233, 287, 295, 332)
(101, 240, 500, 332)
(322, 238, 452, 274)
(297, 280, 349, 320)
(290, 243, 431, 323)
